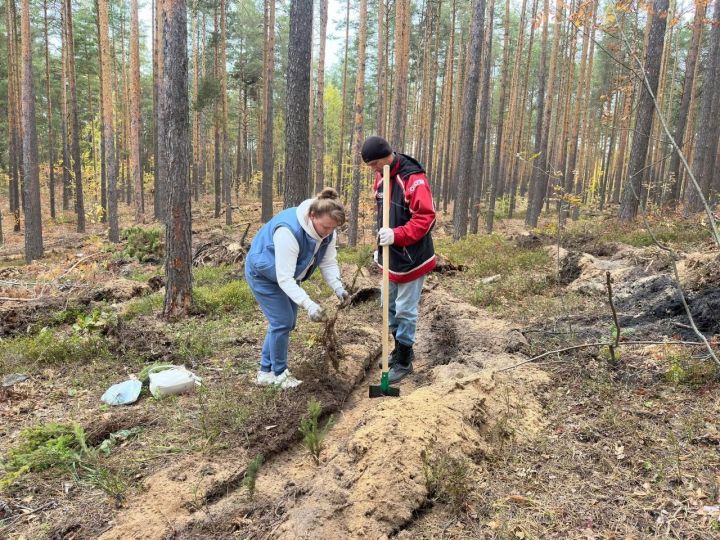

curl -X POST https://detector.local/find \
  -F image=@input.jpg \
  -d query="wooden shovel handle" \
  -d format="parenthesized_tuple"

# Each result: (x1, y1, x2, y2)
(381, 165, 391, 372)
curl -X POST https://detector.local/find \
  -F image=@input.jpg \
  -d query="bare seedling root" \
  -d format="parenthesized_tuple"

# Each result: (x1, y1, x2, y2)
(320, 246, 374, 370)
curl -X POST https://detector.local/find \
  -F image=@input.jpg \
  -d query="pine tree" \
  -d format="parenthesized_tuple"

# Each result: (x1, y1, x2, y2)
(619, 0, 669, 221)
(284, 0, 313, 207)
(161, 0, 192, 318)
(20, 0, 44, 262)
(451, 0, 485, 238)
(98, 0, 119, 242)
(348, 0, 368, 246)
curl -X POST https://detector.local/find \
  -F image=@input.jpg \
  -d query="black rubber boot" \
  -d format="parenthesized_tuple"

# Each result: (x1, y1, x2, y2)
(379, 331, 398, 369)
(388, 342, 414, 383)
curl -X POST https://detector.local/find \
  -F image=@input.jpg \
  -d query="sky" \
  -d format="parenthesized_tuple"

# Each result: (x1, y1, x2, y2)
(136, 0, 348, 75)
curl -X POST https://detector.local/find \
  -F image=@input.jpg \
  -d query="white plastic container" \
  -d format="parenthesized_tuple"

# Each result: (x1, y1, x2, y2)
(148, 366, 201, 398)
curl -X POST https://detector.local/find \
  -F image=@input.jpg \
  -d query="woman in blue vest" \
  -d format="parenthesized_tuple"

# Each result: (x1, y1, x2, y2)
(245, 188, 349, 389)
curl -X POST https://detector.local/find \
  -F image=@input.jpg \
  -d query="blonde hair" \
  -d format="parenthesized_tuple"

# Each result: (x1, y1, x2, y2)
(308, 187, 346, 226)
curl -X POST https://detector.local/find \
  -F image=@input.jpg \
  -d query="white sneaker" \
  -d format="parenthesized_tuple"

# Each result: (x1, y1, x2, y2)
(275, 369, 302, 389)
(256, 370, 277, 386)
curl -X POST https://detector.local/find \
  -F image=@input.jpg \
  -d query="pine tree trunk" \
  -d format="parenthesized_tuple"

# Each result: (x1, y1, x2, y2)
(20, 0, 44, 262)
(284, 0, 313, 208)
(573, 7, 597, 219)
(7, 0, 23, 233)
(469, 0, 494, 234)
(376, 0, 386, 138)
(63, 0, 85, 232)
(451, 0, 485, 239)
(390, 0, 410, 150)
(43, 0, 56, 220)
(161, 0, 192, 318)
(261, 0, 276, 222)
(503, 0, 528, 200)
(213, 7, 221, 217)
(130, 0, 145, 222)
(509, 0, 538, 214)
(611, 77, 634, 204)
(219, 0, 230, 224)
(619, 0, 669, 221)
(314, 0, 328, 193)
(335, 0, 351, 191)
(485, 0, 511, 233)
(155, 0, 167, 222)
(436, 0, 456, 206)
(524, 0, 551, 227)
(686, 0, 720, 213)
(98, 0, 119, 242)
(348, 0, 368, 246)
(59, 4, 71, 213)
(562, 7, 593, 222)
(191, 2, 199, 202)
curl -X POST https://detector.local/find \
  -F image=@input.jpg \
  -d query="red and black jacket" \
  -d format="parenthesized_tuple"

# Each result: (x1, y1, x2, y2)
(373, 153, 436, 283)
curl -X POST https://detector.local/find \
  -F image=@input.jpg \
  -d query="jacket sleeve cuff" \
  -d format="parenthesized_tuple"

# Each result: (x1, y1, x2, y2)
(392, 226, 407, 246)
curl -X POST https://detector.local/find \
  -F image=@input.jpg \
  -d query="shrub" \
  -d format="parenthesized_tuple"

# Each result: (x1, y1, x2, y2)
(120, 226, 164, 263)
(1, 423, 89, 490)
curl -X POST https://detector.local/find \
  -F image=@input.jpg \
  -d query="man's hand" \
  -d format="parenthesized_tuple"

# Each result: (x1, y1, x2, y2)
(377, 227, 395, 246)
(307, 303, 327, 322)
(335, 287, 350, 304)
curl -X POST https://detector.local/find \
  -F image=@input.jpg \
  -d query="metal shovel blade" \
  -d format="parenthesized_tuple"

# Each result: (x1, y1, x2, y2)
(369, 371, 400, 398)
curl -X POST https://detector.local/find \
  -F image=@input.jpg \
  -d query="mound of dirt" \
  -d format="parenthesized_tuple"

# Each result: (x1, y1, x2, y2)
(192, 234, 247, 267)
(88, 278, 151, 303)
(0, 297, 74, 337)
(551, 245, 720, 338)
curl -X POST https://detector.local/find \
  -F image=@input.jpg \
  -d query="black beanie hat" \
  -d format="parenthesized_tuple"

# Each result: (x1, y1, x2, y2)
(361, 136, 393, 163)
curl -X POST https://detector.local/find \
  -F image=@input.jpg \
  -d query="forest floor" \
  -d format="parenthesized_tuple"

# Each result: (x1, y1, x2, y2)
(1, 196, 719, 539)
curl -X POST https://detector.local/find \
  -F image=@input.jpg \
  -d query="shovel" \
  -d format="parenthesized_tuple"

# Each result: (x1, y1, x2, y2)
(369, 164, 400, 398)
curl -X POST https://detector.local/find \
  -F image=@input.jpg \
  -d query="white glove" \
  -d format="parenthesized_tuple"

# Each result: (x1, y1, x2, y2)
(307, 303, 327, 322)
(373, 250, 379, 264)
(334, 287, 350, 303)
(377, 227, 395, 246)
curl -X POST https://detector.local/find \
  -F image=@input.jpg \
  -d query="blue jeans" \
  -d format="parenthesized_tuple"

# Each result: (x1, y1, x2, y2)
(382, 276, 425, 346)
(245, 266, 299, 375)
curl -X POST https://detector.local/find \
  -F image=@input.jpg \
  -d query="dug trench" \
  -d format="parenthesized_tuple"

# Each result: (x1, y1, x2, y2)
(124, 286, 549, 540)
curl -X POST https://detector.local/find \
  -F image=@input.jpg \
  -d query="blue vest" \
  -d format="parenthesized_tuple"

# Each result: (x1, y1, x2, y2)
(245, 207, 333, 284)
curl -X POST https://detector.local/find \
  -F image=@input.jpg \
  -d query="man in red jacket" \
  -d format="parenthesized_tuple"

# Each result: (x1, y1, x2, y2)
(362, 135, 436, 383)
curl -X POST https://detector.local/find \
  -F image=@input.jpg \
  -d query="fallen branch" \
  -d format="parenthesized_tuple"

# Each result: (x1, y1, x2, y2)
(496, 340, 704, 373)
(605, 271, 621, 362)
(0, 501, 56, 531)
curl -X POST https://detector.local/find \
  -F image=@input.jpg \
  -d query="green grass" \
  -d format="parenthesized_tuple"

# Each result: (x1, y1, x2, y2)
(474, 274, 550, 308)
(0, 328, 113, 368)
(122, 292, 164, 319)
(192, 264, 236, 286)
(46, 304, 88, 327)
(543, 215, 713, 248)
(193, 280, 255, 316)
(436, 234, 550, 278)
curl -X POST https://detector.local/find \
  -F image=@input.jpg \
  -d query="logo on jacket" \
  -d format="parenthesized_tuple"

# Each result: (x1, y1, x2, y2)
(408, 179, 425, 193)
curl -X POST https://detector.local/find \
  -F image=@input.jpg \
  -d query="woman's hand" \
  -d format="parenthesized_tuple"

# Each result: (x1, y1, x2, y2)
(307, 303, 327, 322)
(335, 286, 350, 304)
